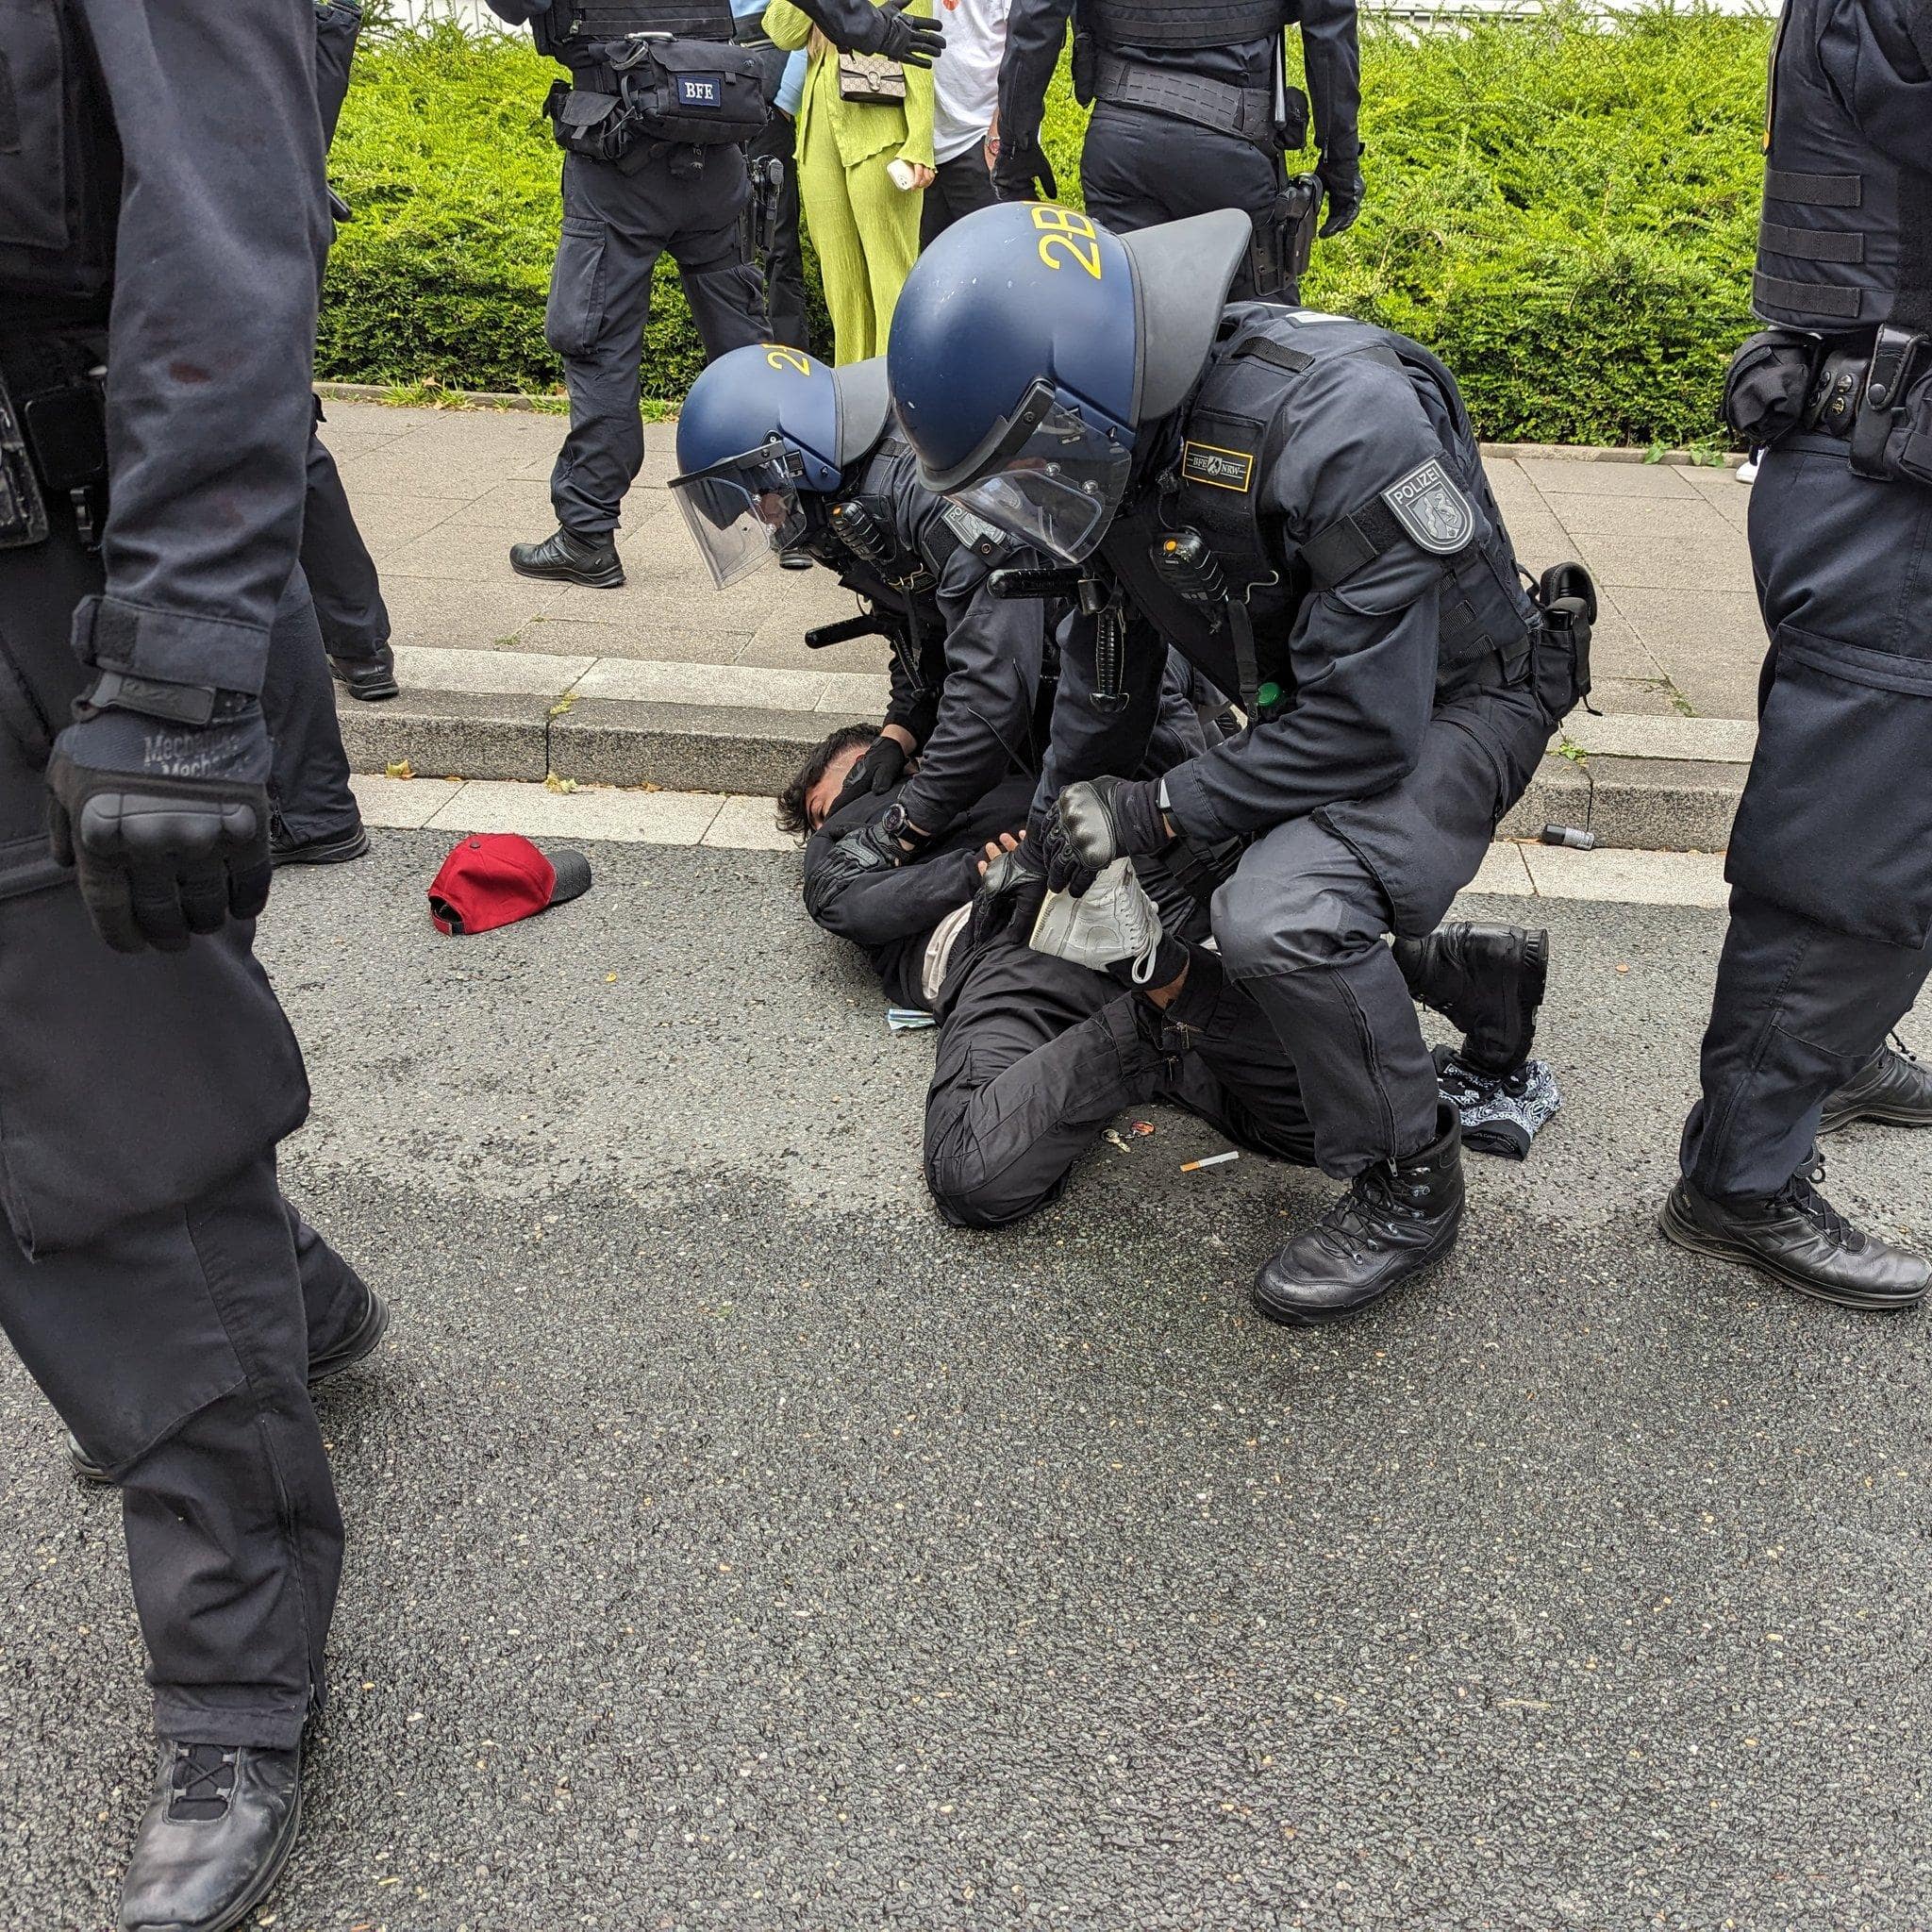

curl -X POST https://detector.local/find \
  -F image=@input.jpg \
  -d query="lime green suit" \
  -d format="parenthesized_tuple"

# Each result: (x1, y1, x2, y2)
(762, 0, 935, 364)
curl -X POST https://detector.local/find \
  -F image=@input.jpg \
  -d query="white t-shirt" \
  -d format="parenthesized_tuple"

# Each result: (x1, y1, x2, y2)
(930, 0, 1011, 164)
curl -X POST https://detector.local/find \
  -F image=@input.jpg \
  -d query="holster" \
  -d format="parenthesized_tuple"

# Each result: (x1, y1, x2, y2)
(1245, 175, 1322, 301)
(1795, 325, 1932, 487)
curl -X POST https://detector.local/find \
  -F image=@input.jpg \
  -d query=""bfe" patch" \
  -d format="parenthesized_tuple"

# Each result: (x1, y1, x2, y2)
(675, 74, 723, 108)
(1181, 441, 1255, 493)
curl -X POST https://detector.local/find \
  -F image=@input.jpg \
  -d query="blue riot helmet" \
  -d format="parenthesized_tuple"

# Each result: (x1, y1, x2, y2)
(887, 204, 1253, 564)
(669, 347, 891, 588)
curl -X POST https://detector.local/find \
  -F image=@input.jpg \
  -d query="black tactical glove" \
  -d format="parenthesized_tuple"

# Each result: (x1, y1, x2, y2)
(1041, 775, 1170, 896)
(856, 0, 945, 69)
(45, 691, 274, 955)
(829, 812, 908, 879)
(830, 731, 910, 814)
(968, 839, 1047, 951)
(1317, 153, 1365, 238)
(993, 144, 1059, 203)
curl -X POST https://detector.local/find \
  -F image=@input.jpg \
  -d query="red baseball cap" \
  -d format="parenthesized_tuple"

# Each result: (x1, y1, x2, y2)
(428, 834, 593, 936)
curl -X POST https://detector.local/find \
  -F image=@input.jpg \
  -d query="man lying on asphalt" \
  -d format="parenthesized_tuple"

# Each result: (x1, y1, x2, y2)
(786, 728, 1559, 1231)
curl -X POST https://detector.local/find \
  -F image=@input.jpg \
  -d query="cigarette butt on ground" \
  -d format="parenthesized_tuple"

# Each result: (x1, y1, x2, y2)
(1180, 1151, 1241, 1174)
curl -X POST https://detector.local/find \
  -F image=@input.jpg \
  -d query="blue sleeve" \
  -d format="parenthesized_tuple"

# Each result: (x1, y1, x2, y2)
(776, 49, 808, 114)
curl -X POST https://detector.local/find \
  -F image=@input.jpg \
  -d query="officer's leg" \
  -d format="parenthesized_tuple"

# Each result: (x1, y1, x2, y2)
(750, 112, 809, 350)
(301, 401, 395, 698)
(843, 151, 923, 361)
(669, 146, 770, 359)
(260, 569, 365, 860)
(924, 933, 1170, 1228)
(1077, 106, 1180, 235)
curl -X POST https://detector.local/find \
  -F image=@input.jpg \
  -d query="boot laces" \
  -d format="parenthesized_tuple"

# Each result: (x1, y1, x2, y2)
(167, 1742, 239, 1822)
(1774, 1158, 1863, 1253)
(1312, 1162, 1430, 1260)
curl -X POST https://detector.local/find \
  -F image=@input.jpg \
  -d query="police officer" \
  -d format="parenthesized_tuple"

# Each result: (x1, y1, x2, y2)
(490, 0, 944, 590)
(1658, 0, 1932, 1310)
(886, 203, 1579, 1322)
(0, 5, 385, 1927)
(991, 0, 1362, 300)
(671, 344, 1058, 853)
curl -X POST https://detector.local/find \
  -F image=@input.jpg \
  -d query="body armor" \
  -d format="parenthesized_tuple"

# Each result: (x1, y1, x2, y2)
(1754, 0, 1932, 332)
(1083, 0, 1285, 52)
(534, 0, 737, 64)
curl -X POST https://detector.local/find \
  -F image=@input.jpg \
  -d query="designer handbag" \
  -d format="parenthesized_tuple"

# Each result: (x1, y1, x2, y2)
(838, 47, 907, 104)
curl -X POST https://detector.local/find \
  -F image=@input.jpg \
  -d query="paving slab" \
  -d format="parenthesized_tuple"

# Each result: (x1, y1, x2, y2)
(1580, 757, 1745, 853)
(547, 697, 868, 792)
(423, 777, 727, 845)
(1523, 841, 1729, 906)
(335, 690, 553, 783)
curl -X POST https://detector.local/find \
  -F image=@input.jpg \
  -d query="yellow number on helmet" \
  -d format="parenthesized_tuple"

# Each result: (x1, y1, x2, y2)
(1029, 205, 1103, 281)
(764, 345, 812, 375)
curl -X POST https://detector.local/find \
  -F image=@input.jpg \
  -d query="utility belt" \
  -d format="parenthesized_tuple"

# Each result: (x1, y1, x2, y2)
(1091, 53, 1305, 156)
(1724, 322, 1932, 485)
(545, 33, 768, 171)
(0, 340, 108, 556)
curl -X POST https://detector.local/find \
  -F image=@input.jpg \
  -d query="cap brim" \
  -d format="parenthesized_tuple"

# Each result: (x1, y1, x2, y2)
(547, 848, 593, 909)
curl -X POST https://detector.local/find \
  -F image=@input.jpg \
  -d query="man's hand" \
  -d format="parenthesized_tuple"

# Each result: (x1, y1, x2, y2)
(993, 143, 1058, 203)
(858, 0, 945, 69)
(1317, 153, 1365, 237)
(968, 830, 1045, 949)
(1041, 776, 1171, 895)
(830, 729, 911, 814)
(45, 693, 274, 955)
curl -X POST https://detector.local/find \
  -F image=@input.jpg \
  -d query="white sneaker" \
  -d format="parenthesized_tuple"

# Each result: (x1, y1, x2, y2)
(1736, 450, 1760, 485)
(1028, 858, 1164, 982)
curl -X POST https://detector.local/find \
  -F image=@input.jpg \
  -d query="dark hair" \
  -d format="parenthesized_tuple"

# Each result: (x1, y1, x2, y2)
(774, 722, 881, 841)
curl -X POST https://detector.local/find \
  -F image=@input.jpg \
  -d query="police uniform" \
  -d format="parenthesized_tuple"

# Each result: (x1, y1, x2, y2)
(0, 4, 379, 1924)
(1661, 0, 1932, 1306)
(993, 0, 1363, 297)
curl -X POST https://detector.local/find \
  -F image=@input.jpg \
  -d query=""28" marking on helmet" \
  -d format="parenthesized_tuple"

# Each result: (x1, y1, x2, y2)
(1029, 206, 1102, 281)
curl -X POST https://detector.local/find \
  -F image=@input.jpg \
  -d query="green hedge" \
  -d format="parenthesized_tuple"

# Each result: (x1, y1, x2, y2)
(322, 3, 1773, 446)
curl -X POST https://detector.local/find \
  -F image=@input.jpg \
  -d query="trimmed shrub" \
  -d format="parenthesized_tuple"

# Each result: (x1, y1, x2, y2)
(322, 2, 1773, 445)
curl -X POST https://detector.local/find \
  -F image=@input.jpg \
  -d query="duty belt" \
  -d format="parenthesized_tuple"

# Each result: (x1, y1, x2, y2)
(1798, 324, 1926, 478)
(0, 337, 108, 553)
(1091, 54, 1278, 152)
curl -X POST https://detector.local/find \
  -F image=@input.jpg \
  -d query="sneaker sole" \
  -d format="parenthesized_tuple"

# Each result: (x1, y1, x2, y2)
(508, 558, 625, 590)
(271, 830, 371, 869)
(1657, 1194, 1928, 1312)
(1027, 891, 1078, 958)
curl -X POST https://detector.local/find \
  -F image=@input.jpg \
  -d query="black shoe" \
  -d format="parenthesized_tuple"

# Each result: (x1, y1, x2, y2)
(270, 823, 370, 868)
(1659, 1165, 1929, 1312)
(1820, 1037, 1932, 1135)
(778, 547, 814, 571)
(72, 1290, 389, 1484)
(1392, 923, 1550, 1075)
(327, 646, 399, 703)
(508, 526, 625, 588)
(118, 1740, 303, 1932)
(1253, 1106, 1465, 1324)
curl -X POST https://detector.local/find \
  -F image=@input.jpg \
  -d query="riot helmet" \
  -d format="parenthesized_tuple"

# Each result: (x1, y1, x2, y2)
(886, 205, 1252, 563)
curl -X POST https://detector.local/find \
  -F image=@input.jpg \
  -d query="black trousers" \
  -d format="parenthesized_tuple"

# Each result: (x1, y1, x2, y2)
(302, 399, 391, 668)
(746, 111, 808, 352)
(0, 501, 357, 1750)
(546, 147, 770, 538)
(924, 917, 1314, 1230)
(262, 565, 361, 847)
(919, 145, 998, 250)
(1680, 439, 1932, 1198)
(1079, 104, 1279, 301)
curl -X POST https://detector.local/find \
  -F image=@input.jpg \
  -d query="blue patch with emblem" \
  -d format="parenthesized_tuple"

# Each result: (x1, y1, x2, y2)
(675, 73, 724, 108)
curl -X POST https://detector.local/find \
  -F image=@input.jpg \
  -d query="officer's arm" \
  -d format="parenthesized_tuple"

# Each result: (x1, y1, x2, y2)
(1824, 0, 1932, 169)
(75, 0, 325, 699)
(1299, 0, 1364, 175)
(1029, 603, 1168, 832)
(994, 0, 1075, 197)
(1160, 358, 1446, 843)
(894, 554, 1047, 841)
(802, 820, 981, 944)
(313, 3, 363, 151)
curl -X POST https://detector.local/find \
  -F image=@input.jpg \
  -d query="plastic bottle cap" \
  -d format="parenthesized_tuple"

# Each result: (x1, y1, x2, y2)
(1255, 681, 1281, 710)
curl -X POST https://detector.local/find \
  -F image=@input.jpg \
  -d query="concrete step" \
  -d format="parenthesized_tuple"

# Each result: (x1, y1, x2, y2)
(340, 644, 1753, 854)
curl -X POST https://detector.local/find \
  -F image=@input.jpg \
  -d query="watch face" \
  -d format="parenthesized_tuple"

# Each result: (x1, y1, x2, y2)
(881, 803, 908, 837)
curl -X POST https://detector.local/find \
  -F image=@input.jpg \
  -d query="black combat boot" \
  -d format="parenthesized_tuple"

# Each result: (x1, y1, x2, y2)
(326, 643, 399, 702)
(1392, 923, 1550, 1074)
(1820, 1037, 1932, 1135)
(117, 1739, 304, 1932)
(1659, 1162, 1929, 1311)
(1253, 1105, 1465, 1324)
(508, 526, 625, 588)
(71, 1290, 390, 1484)
(270, 822, 370, 868)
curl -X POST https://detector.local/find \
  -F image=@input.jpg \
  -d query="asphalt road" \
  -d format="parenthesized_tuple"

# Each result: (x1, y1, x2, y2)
(3, 833, 1928, 1932)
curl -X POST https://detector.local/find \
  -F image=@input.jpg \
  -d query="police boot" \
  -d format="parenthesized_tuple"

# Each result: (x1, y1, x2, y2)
(326, 644, 399, 703)
(270, 821, 370, 868)
(508, 526, 625, 589)
(1253, 1105, 1465, 1324)
(70, 1289, 390, 1484)
(118, 1740, 304, 1932)
(1659, 1163, 1929, 1312)
(1820, 1037, 1932, 1135)
(1391, 923, 1549, 1074)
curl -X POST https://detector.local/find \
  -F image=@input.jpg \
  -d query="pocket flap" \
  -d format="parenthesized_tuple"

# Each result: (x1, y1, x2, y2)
(1777, 624, 1932, 699)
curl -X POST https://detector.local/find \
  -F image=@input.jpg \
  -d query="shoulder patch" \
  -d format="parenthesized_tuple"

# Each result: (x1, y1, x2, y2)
(940, 500, 1007, 559)
(1182, 441, 1255, 493)
(1381, 458, 1474, 555)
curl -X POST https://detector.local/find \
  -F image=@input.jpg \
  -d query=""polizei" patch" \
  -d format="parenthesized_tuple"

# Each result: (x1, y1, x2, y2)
(1380, 458, 1475, 554)
(1181, 441, 1255, 492)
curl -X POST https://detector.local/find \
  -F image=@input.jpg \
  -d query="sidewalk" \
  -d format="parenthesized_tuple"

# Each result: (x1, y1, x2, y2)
(323, 398, 1767, 848)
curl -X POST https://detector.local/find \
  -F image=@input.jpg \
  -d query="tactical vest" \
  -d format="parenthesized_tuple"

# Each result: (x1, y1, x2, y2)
(1085, 0, 1285, 52)
(0, 0, 119, 323)
(1754, 0, 1932, 332)
(534, 0, 737, 64)
(1101, 306, 1534, 714)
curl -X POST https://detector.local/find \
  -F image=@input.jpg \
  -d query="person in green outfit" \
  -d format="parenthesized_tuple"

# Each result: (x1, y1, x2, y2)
(763, 0, 936, 362)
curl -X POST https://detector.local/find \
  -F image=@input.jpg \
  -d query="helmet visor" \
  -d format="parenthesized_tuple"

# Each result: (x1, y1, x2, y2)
(944, 395, 1131, 565)
(669, 438, 810, 589)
